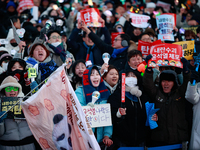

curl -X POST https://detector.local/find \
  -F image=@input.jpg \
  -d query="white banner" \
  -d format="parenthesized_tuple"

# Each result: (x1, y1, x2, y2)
(130, 13, 150, 28)
(82, 104, 112, 128)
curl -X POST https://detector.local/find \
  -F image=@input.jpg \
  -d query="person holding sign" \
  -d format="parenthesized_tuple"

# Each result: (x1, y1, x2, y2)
(0, 76, 37, 150)
(81, 20, 131, 72)
(107, 69, 147, 148)
(143, 57, 190, 146)
(75, 66, 113, 148)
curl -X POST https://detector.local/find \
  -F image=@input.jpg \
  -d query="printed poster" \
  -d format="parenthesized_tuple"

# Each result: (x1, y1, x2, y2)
(80, 8, 102, 27)
(173, 40, 194, 60)
(148, 43, 183, 68)
(130, 13, 150, 28)
(156, 13, 176, 41)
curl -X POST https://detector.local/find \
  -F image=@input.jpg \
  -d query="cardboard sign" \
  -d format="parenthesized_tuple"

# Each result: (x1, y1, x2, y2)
(148, 43, 183, 68)
(80, 8, 102, 27)
(111, 32, 124, 46)
(130, 13, 150, 28)
(121, 73, 126, 103)
(82, 104, 112, 128)
(156, 13, 176, 41)
(1, 97, 24, 119)
(173, 40, 194, 60)
(156, 1, 171, 12)
(138, 40, 162, 58)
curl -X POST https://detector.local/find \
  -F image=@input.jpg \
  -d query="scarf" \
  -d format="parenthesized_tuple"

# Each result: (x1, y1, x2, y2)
(48, 42, 66, 63)
(82, 66, 110, 104)
(125, 92, 138, 102)
(83, 42, 95, 64)
(111, 46, 128, 58)
(39, 59, 58, 82)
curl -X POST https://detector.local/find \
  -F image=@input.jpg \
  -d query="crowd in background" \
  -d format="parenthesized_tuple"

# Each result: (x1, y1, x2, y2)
(1, 0, 200, 149)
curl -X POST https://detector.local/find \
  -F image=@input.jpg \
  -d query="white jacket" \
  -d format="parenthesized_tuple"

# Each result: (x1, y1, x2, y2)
(185, 82, 200, 150)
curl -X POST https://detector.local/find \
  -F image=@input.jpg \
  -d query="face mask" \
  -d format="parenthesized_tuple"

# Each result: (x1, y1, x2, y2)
(125, 77, 137, 87)
(64, 4, 70, 9)
(10, 43, 18, 47)
(2, 62, 8, 71)
(51, 42, 61, 47)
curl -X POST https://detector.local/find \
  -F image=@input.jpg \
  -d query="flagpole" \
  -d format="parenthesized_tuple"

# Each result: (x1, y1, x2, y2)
(0, 64, 67, 119)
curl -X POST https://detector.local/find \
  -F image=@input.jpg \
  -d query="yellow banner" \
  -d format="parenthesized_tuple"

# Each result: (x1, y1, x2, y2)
(173, 40, 194, 60)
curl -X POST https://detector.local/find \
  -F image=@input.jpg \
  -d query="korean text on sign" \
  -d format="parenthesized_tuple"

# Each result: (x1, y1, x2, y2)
(156, 13, 176, 41)
(82, 104, 112, 128)
(80, 8, 102, 27)
(148, 43, 183, 68)
(130, 13, 150, 28)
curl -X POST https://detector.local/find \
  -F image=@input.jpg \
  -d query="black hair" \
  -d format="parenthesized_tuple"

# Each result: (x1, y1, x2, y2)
(9, 15, 19, 24)
(47, 30, 61, 39)
(155, 6, 165, 13)
(127, 50, 142, 62)
(71, 60, 86, 89)
(119, 34, 131, 46)
(139, 32, 150, 40)
(7, 58, 26, 72)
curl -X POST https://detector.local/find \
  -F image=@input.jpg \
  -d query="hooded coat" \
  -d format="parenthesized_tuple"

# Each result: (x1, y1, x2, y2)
(0, 76, 36, 150)
(185, 82, 200, 150)
(143, 70, 190, 145)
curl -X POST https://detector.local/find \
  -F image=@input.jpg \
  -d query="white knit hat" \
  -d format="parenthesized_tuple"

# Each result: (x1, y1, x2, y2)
(146, 2, 156, 8)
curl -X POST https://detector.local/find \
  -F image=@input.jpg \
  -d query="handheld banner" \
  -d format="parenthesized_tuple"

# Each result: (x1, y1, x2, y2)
(121, 73, 126, 103)
(80, 8, 102, 27)
(21, 65, 100, 150)
(156, 13, 176, 41)
(82, 104, 112, 128)
(111, 32, 124, 46)
(173, 40, 194, 60)
(156, 1, 171, 12)
(138, 39, 162, 58)
(148, 43, 183, 68)
(1, 97, 24, 119)
(130, 13, 150, 28)
(182, 26, 200, 34)
(17, 0, 34, 14)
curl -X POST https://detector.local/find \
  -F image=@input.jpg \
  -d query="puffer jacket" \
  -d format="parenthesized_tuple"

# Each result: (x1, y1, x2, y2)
(143, 70, 190, 145)
(0, 76, 36, 150)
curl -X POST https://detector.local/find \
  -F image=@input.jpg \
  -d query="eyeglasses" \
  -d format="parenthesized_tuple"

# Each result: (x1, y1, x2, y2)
(50, 36, 62, 39)
(5, 86, 19, 92)
(114, 38, 122, 41)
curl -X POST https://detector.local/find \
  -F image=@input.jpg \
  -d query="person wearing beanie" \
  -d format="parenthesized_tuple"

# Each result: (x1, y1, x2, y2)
(143, 57, 191, 146)
(0, 53, 12, 74)
(0, 76, 37, 150)
(75, 66, 113, 148)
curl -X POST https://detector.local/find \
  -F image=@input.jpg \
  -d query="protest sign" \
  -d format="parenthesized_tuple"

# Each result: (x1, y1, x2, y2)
(182, 26, 200, 34)
(148, 43, 183, 68)
(82, 104, 112, 128)
(156, 13, 176, 41)
(174, 40, 194, 60)
(80, 8, 102, 27)
(111, 32, 124, 46)
(138, 40, 162, 58)
(1, 97, 24, 119)
(17, 0, 34, 14)
(156, 1, 171, 12)
(130, 13, 150, 28)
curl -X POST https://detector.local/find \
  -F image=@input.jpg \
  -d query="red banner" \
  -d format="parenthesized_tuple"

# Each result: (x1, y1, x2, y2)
(121, 73, 126, 103)
(138, 40, 162, 58)
(80, 8, 102, 27)
(17, 0, 34, 14)
(148, 43, 183, 68)
(111, 32, 124, 47)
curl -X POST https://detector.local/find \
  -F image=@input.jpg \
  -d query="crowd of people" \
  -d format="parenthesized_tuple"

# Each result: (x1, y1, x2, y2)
(0, 0, 200, 149)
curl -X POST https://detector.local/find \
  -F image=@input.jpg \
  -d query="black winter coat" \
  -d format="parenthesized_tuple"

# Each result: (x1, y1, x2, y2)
(143, 70, 190, 145)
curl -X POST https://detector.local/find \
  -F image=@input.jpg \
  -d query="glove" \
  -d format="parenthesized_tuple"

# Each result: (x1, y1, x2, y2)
(13, 73, 21, 82)
(87, 102, 95, 107)
(145, 54, 153, 64)
(24, 72, 31, 86)
(190, 70, 199, 84)
(0, 111, 7, 123)
(116, 108, 126, 118)
(181, 57, 189, 73)
(130, 86, 142, 97)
